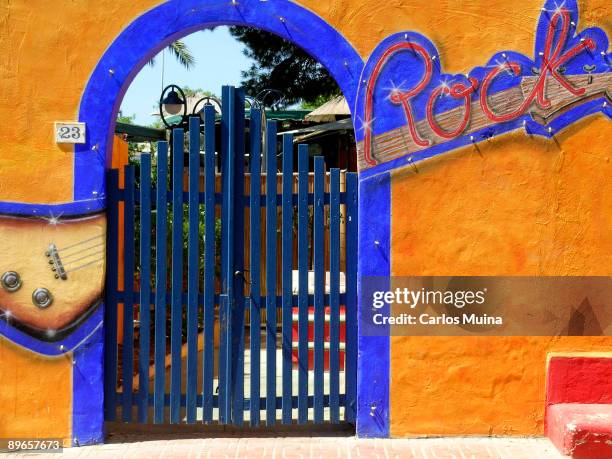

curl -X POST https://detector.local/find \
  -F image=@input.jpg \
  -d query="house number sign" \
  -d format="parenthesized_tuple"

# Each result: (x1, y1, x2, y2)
(54, 122, 86, 144)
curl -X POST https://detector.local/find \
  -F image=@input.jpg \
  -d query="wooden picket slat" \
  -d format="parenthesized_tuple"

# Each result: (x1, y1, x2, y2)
(170, 129, 185, 424)
(249, 108, 263, 426)
(281, 134, 294, 424)
(137, 154, 152, 424)
(297, 146, 309, 424)
(121, 165, 135, 422)
(313, 157, 325, 423)
(329, 168, 341, 423)
(153, 141, 169, 424)
(265, 120, 278, 426)
(202, 105, 216, 423)
(104, 168, 119, 422)
(186, 117, 200, 424)
(345, 172, 358, 422)
(231, 88, 246, 426)
(219, 86, 235, 423)
(218, 87, 229, 424)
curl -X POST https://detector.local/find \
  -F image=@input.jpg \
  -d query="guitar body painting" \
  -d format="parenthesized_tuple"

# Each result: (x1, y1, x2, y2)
(0, 213, 105, 341)
(356, 0, 611, 174)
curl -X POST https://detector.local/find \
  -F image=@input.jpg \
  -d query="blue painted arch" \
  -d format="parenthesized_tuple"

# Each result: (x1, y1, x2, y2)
(0, 0, 390, 442)
(72, 0, 364, 211)
(64, 0, 390, 441)
(74, 0, 385, 440)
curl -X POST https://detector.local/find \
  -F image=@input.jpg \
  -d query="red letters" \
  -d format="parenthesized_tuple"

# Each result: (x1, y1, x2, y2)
(480, 9, 595, 122)
(363, 42, 433, 165)
(426, 78, 479, 139)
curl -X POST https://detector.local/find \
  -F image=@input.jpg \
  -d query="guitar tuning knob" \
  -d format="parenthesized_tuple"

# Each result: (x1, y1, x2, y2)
(32, 288, 53, 309)
(1, 271, 22, 292)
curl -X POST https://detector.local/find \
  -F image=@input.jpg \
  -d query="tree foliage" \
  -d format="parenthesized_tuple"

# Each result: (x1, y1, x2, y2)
(116, 113, 136, 125)
(229, 27, 339, 107)
(149, 40, 195, 69)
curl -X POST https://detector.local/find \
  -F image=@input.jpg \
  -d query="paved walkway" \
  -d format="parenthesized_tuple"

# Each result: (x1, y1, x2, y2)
(7, 435, 565, 458)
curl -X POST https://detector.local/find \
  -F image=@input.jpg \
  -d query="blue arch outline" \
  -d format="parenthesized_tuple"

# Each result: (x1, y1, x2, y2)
(0, 0, 392, 441)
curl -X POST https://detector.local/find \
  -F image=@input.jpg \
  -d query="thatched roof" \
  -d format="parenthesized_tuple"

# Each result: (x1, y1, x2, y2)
(304, 95, 350, 122)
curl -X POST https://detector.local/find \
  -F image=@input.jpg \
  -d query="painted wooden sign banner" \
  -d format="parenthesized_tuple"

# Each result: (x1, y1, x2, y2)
(356, 0, 611, 175)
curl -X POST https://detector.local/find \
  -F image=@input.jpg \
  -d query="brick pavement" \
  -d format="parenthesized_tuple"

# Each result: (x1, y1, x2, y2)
(6, 434, 566, 458)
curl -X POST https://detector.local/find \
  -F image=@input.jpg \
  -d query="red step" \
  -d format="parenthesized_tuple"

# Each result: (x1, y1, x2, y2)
(547, 404, 612, 459)
(545, 355, 612, 459)
(292, 306, 346, 371)
(290, 270, 347, 371)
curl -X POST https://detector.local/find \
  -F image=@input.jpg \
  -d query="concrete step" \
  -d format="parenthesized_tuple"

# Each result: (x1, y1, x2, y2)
(545, 354, 612, 459)
(547, 403, 612, 459)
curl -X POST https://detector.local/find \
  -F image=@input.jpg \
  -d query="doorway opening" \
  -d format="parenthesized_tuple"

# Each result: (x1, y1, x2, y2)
(100, 17, 360, 429)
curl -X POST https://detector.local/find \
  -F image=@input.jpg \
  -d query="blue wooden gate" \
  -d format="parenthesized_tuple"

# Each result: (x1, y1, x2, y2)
(104, 86, 358, 426)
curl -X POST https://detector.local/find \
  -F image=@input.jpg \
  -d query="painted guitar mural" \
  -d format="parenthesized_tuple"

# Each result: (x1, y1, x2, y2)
(0, 212, 105, 352)
(356, 0, 611, 174)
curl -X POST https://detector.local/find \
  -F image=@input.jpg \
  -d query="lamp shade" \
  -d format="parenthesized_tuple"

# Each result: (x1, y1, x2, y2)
(162, 89, 185, 115)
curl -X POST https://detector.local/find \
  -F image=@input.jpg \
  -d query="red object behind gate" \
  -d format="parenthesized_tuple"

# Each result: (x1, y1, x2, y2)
(291, 306, 346, 370)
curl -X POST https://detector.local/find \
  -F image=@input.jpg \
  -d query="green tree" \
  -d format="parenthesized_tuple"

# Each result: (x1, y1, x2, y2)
(300, 94, 338, 110)
(116, 113, 136, 125)
(149, 40, 195, 69)
(180, 86, 217, 98)
(229, 27, 339, 107)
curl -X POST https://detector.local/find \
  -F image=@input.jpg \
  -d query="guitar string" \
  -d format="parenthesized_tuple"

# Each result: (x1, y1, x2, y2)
(56, 234, 103, 252)
(51, 234, 104, 275)
(64, 257, 104, 274)
(60, 241, 105, 260)
(59, 240, 104, 257)
(61, 250, 105, 268)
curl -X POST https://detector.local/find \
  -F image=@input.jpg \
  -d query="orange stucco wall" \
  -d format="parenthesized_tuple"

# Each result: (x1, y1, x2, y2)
(0, 0, 609, 440)
(390, 116, 612, 436)
(0, 338, 72, 445)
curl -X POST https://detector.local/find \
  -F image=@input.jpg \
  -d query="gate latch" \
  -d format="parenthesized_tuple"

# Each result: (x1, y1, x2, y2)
(234, 270, 250, 284)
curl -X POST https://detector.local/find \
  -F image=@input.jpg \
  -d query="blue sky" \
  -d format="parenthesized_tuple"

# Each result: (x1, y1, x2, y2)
(119, 27, 253, 126)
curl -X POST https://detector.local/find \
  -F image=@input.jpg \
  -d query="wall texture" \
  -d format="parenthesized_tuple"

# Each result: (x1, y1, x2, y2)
(0, 0, 609, 442)
(0, 339, 72, 444)
(390, 116, 612, 436)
